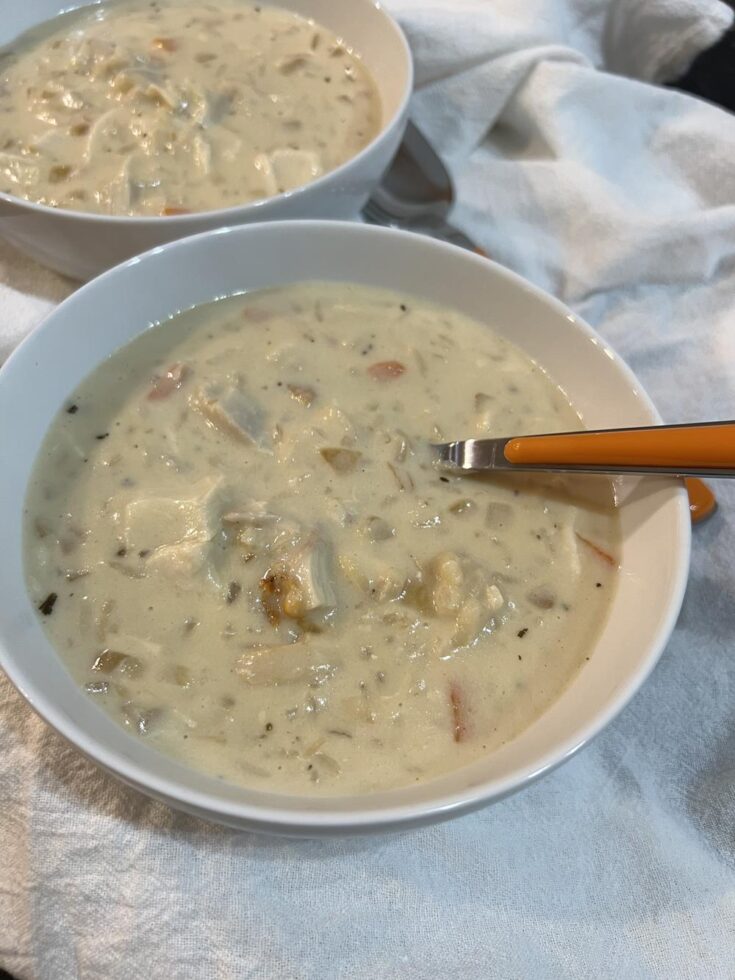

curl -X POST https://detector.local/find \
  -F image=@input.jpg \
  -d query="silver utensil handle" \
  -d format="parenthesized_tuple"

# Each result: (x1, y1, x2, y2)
(408, 215, 488, 256)
(435, 421, 735, 478)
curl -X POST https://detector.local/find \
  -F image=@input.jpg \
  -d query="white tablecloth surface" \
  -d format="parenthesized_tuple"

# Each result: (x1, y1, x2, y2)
(2, 1, 735, 977)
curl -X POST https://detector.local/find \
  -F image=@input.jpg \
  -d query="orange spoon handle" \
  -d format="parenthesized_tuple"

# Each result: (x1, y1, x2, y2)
(685, 477, 718, 524)
(505, 421, 735, 473)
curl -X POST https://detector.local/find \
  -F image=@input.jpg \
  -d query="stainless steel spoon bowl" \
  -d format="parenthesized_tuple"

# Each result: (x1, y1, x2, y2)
(362, 120, 485, 254)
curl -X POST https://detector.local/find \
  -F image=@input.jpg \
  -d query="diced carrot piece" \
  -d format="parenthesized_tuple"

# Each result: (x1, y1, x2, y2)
(161, 206, 190, 216)
(449, 681, 468, 743)
(147, 363, 188, 401)
(367, 360, 406, 381)
(575, 532, 617, 568)
(152, 37, 178, 52)
(242, 307, 272, 323)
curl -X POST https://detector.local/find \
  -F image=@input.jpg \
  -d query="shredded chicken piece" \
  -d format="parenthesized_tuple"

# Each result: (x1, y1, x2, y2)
(260, 533, 337, 631)
(235, 642, 339, 686)
(225, 505, 300, 558)
(339, 554, 406, 603)
(254, 148, 322, 196)
(121, 477, 230, 585)
(412, 552, 504, 648)
(190, 383, 269, 449)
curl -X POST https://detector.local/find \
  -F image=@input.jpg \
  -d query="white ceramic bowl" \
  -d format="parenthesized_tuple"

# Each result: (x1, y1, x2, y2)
(0, 0, 412, 281)
(0, 221, 690, 836)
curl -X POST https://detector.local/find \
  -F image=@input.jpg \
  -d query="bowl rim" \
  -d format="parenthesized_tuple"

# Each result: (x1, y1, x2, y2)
(0, 0, 413, 224)
(0, 220, 691, 832)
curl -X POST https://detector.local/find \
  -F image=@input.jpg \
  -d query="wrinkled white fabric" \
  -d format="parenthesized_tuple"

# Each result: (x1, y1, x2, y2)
(2, 1, 735, 977)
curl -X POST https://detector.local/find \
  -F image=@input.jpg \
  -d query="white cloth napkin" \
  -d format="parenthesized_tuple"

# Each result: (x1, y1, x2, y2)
(2, 1, 735, 977)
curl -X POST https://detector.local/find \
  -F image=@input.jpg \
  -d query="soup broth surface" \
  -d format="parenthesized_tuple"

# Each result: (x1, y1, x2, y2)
(0, 0, 381, 214)
(25, 283, 619, 795)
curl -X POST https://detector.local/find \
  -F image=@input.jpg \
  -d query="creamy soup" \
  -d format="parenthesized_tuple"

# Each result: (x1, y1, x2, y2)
(0, 0, 380, 215)
(24, 283, 619, 796)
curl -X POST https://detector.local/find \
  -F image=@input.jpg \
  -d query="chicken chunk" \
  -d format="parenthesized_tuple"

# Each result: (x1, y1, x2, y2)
(235, 641, 339, 686)
(254, 148, 322, 196)
(191, 383, 269, 450)
(414, 551, 504, 649)
(147, 539, 214, 580)
(121, 477, 230, 585)
(422, 553, 464, 617)
(261, 532, 337, 631)
(123, 477, 228, 550)
(224, 505, 301, 559)
(339, 554, 406, 603)
(474, 392, 495, 432)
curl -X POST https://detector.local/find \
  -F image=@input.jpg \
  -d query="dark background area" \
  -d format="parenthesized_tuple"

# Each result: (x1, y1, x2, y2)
(671, 23, 735, 109)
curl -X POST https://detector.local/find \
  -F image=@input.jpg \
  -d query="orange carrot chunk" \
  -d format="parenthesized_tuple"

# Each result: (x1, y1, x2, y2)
(147, 363, 188, 401)
(575, 532, 617, 568)
(449, 681, 468, 743)
(367, 360, 406, 381)
(161, 206, 191, 216)
(242, 307, 272, 324)
(152, 37, 178, 52)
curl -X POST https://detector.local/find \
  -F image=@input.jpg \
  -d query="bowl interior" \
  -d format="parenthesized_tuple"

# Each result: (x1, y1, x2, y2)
(0, 222, 690, 831)
(0, 0, 411, 132)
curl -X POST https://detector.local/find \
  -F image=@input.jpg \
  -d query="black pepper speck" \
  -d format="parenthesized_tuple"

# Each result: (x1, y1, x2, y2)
(39, 592, 58, 615)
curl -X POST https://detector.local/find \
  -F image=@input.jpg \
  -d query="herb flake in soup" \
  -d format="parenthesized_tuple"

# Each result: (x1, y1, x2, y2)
(24, 283, 620, 795)
(0, 0, 381, 214)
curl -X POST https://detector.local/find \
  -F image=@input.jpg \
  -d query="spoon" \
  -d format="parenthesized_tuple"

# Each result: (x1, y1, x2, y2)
(435, 422, 727, 523)
(362, 120, 487, 255)
(366, 122, 719, 524)
(435, 420, 735, 477)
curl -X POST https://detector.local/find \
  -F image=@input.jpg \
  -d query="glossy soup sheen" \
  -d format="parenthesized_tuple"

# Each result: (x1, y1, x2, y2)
(24, 283, 620, 796)
(0, 0, 380, 215)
